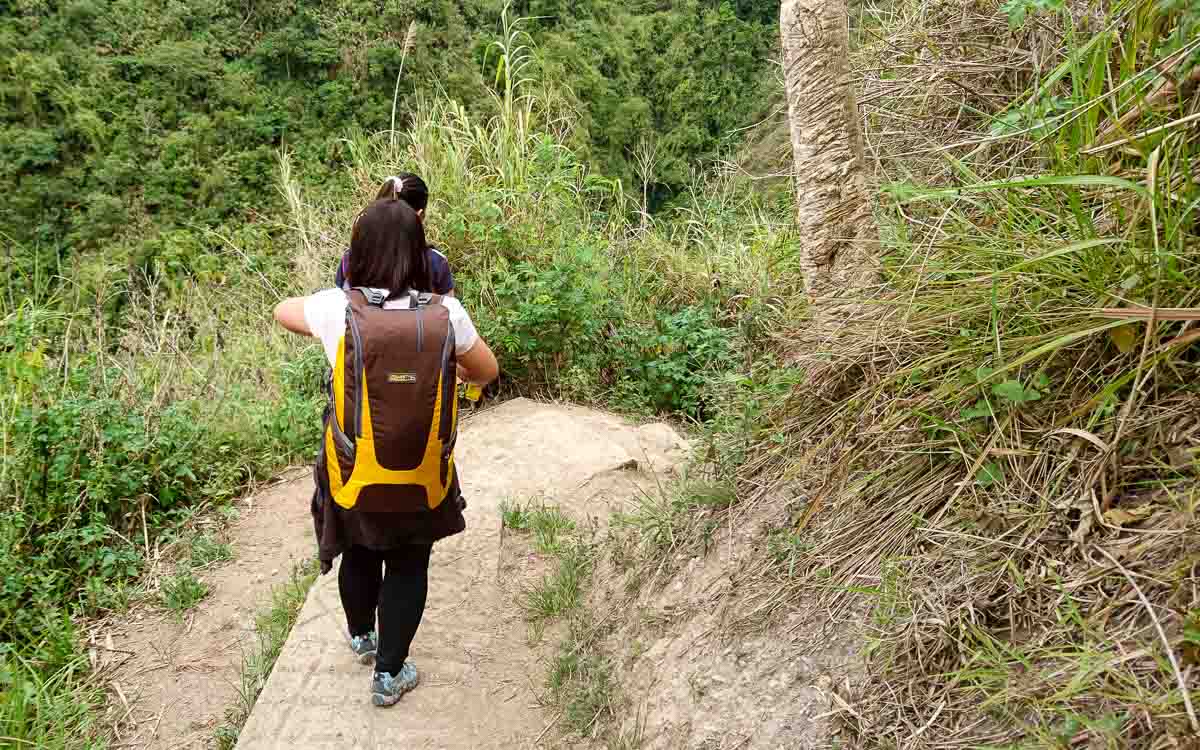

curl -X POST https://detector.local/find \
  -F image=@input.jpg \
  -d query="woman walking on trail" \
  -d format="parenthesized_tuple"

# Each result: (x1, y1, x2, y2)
(335, 174, 456, 297)
(273, 194, 498, 707)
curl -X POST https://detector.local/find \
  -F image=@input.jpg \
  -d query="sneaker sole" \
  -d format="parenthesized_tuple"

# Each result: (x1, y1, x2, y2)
(370, 676, 419, 708)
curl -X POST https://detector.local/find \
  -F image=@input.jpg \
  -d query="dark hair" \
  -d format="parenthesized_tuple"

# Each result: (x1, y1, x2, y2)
(346, 198, 431, 296)
(374, 173, 429, 211)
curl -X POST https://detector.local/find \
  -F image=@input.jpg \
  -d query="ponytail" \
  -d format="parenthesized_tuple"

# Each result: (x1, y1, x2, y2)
(372, 173, 430, 211)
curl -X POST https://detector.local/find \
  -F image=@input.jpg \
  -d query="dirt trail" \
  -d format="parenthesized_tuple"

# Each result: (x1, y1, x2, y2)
(101, 469, 316, 748)
(221, 397, 689, 749)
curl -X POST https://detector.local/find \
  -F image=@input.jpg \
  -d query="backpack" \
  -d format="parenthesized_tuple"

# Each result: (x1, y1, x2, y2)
(322, 288, 459, 512)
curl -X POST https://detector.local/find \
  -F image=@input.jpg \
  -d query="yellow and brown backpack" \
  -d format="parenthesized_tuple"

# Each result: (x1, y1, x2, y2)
(322, 288, 459, 512)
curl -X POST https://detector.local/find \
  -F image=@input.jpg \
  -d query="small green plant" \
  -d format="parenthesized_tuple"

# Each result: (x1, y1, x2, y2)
(160, 569, 209, 616)
(999, 0, 1064, 29)
(500, 499, 531, 531)
(767, 528, 809, 578)
(975, 461, 1006, 487)
(524, 542, 592, 622)
(547, 638, 615, 735)
(503, 500, 577, 554)
(189, 533, 234, 567)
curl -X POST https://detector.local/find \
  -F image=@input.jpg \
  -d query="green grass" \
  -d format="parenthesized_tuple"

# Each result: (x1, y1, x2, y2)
(615, 476, 736, 559)
(501, 500, 577, 554)
(0, 652, 102, 750)
(504, 499, 636, 745)
(214, 560, 318, 750)
(189, 533, 234, 567)
(524, 542, 593, 623)
(160, 569, 209, 616)
(547, 626, 618, 738)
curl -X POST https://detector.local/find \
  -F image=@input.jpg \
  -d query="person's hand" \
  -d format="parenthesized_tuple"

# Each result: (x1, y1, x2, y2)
(456, 363, 467, 383)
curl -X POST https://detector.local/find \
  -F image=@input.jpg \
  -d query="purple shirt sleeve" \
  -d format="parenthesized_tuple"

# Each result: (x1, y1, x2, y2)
(428, 247, 455, 295)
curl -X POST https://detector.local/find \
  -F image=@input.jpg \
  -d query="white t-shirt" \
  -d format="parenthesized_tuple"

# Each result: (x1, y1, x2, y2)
(303, 287, 480, 367)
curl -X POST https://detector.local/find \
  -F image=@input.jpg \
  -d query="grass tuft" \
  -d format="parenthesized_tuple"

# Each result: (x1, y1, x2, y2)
(0, 652, 101, 750)
(524, 542, 593, 623)
(502, 499, 577, 554)
(189, 533, 234, 568)
(159, 569, 209, 617)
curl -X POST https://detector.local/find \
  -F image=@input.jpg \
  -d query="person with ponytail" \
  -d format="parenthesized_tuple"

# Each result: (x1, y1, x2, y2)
(335, 174, 456, 296)
(274, 192, 498, 708)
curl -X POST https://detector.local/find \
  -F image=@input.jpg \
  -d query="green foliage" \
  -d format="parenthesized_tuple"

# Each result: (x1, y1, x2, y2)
(0, 650, 101, 750)
(160, 569, 209, 616)
(1, 0, 777, 307)
(614, 306, 736, 414)
(475, 249, 735, 415)
(483, 254, 609, 384)
(521, 0, 779, 198)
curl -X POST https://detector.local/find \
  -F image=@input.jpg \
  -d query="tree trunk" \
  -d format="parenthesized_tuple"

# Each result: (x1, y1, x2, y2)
(780, 0, 879, 304)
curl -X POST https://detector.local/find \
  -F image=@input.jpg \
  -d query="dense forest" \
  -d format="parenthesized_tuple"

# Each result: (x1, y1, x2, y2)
(2, 0, 778, 301)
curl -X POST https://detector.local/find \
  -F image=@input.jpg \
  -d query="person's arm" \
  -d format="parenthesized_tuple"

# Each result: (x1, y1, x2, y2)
(274, 297, 312, 336)
(457, 339, 498, 386)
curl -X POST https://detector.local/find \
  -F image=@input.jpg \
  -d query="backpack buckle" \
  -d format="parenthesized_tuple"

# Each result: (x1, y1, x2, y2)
(352, 287, 387, 306)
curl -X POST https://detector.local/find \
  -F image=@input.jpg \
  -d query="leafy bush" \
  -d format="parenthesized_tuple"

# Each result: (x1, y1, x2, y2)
(612, 305, 736, 415)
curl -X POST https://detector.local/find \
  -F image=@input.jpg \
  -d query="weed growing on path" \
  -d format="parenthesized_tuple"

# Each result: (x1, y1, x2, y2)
(189, 533, 234, 568)
(501, 499, 577, 555)
(524, 542, 594, 623)
(160, 569, 209, 617)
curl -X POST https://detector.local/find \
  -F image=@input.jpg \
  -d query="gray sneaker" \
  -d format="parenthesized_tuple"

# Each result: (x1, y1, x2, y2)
(348, 631, 377, 664)
(371, 662, 419, 707)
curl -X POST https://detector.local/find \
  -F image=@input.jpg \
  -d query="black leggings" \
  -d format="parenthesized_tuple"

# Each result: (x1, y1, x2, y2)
(338, 543, 433, 676)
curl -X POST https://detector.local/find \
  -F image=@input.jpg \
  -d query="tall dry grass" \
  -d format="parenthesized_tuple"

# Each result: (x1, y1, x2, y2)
(725, 0, 1200, 745)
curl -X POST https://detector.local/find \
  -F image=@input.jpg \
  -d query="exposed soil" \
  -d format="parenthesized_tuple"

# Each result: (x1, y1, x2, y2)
(96, 469, 315, 749)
